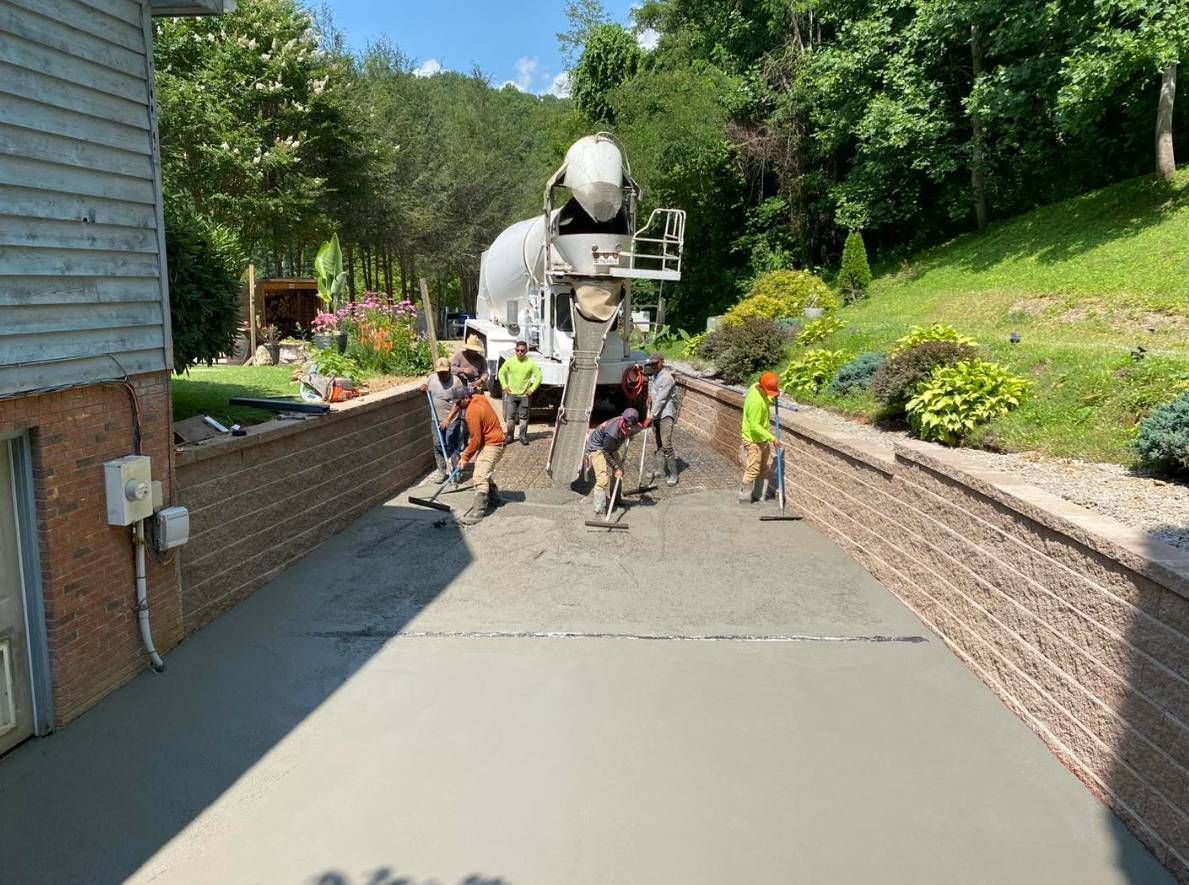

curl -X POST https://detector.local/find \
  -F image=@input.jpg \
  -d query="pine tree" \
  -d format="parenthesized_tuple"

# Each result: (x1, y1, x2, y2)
(838, 230, 873, 303)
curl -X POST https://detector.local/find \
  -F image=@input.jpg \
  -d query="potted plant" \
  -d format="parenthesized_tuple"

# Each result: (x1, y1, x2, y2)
(314, 233, 349, 352)
(803, 293, 825, 320)
(260, 323, 282, 365)
(311, 311, 345, 354)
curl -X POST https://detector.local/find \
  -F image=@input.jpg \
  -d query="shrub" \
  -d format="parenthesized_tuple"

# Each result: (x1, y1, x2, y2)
(312, 349, 364, 383)
(164, 194, 243, 370)
(722, 269, 839, 327)
(837, 230, 872, 303)
(798, 315, 844, 345)
(829, 352, 886, 396)
(872, 340, 979, 414)
(781, 350, 848, 396)
(698, 318, 786, 385)
(682, 331, 708, 360)
(891, 323, 978, 355)
(906, 360, 1029, 446)
(1134, 393, 1189, 476)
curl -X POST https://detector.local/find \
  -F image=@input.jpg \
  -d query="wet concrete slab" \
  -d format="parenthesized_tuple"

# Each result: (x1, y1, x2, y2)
(0, 431, 1173, 885)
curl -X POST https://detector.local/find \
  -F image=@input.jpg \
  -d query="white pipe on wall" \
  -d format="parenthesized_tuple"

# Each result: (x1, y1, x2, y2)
(134, 520, 165, 673)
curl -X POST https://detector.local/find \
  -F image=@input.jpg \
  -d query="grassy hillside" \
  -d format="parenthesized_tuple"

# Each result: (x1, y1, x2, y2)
(790, 171, 1189, 464)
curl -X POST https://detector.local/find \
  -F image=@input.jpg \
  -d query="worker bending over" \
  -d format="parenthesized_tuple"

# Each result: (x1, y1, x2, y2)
(456, 385, 505, 525)
(585, 407, 642, 515)
(740, 372, 782, 504)
(643, 353, 679, 486)
(498, 340, 542, 446)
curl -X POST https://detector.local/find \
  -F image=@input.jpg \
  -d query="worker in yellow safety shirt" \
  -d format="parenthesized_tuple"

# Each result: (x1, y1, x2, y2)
(740, 371, 782, 504)
(497, 341, 543, 446)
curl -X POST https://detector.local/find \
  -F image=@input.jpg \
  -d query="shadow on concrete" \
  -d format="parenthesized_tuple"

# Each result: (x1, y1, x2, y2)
(0, 503, 472, 885)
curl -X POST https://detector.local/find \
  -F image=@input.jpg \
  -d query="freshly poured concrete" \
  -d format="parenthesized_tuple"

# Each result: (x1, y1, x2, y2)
(0, 488, 1171, 885)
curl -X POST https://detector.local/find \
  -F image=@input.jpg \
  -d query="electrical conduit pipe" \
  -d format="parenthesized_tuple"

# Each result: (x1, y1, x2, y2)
(134, 519, 165, 673)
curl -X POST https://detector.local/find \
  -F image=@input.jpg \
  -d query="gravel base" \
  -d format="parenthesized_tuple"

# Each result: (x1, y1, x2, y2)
(671, 362, 1189, 553)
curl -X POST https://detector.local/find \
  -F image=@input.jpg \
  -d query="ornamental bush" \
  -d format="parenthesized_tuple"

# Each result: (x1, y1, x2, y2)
(872, 340, 979, 414)
(722, 269, 839, 327)
(781, 349, 848, 396)
(906, 360, 1029, 446)
(1134, 393, 1189, 477)
(698, 317, 786, 385)
(891, 323, 978, 355)
(165, 193, 243, 370)
(837, 230, 872, 303)
(798, 315, 844, 345)
(829, 352, 886, 396)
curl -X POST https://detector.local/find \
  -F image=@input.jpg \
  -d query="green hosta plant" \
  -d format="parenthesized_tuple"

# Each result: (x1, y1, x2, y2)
(682, 331, 708, 360)
(781, 349, 848, 396)
(906, 360, 1030, 446)
(1134, 393, 1189, 477)
(314, 233, 349, 311)
(798, 315, 844, 345)
(891, 323, 978, 355)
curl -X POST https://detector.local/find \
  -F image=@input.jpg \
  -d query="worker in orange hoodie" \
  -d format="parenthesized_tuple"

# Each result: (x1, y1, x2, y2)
(455, 385, 506, 525)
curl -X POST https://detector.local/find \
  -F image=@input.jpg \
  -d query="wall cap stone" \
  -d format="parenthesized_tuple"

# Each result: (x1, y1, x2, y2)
(176, 381, 424, 467)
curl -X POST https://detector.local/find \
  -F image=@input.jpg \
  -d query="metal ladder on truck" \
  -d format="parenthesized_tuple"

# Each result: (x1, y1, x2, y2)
(544, 309, 616, 490)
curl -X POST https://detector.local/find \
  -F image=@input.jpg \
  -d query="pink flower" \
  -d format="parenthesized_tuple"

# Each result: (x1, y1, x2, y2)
(312, 312, 338, 332)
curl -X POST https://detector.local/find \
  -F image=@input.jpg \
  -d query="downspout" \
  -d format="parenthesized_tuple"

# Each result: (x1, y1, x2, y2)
(134, 519, 165, 673)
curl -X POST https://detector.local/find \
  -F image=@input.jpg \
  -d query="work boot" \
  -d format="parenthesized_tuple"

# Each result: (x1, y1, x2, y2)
(752, 479, 767, 502)
(458, 491, 489, 526)
(592, 489, 608, 516)
(488, 480, 502, 505)
(505, 422, 515, 440)
(665, 455, 678, 487)
(737, 482, 753, 504)
(519, 421, 530, 446)
(430, 468, 447, 484)
(648, 452, 663, 484)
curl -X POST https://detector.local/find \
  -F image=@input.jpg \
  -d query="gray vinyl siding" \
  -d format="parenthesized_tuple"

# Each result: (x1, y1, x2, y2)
(0, 0, 172, 397)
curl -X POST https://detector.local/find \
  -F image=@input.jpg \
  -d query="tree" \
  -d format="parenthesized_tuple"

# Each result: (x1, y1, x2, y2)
(558, 0, 613, 66)
(1058, 0, 1188, 179)
(571, 24, 642, 124)
(837, 230, 872, 301)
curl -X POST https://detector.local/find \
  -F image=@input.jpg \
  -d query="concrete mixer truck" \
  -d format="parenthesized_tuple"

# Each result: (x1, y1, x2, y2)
(463, 133, 685, 489)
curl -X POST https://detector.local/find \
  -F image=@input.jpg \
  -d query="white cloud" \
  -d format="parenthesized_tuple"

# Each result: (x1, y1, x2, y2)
(413, 58, 442, 78)
(637, 28, 660, 51)
(513, 56, 538, 92)
(546, 71, 571, 98)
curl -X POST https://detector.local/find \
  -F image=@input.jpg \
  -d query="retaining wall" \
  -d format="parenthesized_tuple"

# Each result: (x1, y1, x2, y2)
(175, 384, 434, 634)
(678, 373, 1189, 881)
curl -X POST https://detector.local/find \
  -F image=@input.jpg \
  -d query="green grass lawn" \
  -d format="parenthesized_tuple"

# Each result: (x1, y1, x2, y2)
(783, 170, 1189, 464)
(172, 365, 300, 427)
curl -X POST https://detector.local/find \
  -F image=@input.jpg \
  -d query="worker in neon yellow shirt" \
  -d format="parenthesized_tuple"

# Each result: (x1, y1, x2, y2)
(498, 340, 543, 446)
(740, 371, 782, 503)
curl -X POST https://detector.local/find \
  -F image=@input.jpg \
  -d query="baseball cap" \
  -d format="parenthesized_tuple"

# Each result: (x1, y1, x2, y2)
(434, 356, 451, 372)
(759, 372, 781, 397)
(622, 407, 640, 425)
(645, 352, 663, 364)
(453, 385, 474, 402)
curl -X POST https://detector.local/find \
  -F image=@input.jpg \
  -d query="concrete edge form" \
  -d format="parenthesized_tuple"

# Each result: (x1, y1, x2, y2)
(676, 371, 1189, 882)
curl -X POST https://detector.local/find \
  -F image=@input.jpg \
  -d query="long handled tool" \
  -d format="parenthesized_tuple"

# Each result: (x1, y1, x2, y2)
(425, 390, 455, 479)
(761, 397, 802, 523)
(585, 473, 629, 530)
(410, 466, 461, 512)
(631, 426, 655, 495)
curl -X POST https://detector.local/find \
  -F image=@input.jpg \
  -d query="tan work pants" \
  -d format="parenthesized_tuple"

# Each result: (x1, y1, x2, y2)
(472, 444, 504, 495)
(742, 441, 773, 483)
(589, 449, 624, 492)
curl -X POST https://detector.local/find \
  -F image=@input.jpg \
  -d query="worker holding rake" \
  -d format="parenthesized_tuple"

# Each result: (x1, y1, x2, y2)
(455, 385, 506, 526)
(740, 371, 783, 504)
(585, 407, 643, 516)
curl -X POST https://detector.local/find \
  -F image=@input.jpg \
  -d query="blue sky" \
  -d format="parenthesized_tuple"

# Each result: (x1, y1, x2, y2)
(323, 0, 647, 96)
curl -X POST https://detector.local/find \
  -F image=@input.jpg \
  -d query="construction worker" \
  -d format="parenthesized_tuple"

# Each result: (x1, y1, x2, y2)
(455, 385, 505, 525)
(498, 340, 542, 446)
(420, 356, 466, 483)
(740, 371, 782, 504)
(643, 353, 679, 486)
(451, 335, 489, 390)
(585, 407, 642, 515)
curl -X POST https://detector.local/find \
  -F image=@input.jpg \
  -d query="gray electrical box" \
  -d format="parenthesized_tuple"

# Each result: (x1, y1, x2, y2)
(153, 506, 191, 551)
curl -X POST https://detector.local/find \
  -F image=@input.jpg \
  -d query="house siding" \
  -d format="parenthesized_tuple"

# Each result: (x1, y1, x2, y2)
(0, 0, 170, 398)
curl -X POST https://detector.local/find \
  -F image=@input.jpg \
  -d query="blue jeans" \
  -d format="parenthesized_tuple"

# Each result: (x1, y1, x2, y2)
(432, 418, 466, 471)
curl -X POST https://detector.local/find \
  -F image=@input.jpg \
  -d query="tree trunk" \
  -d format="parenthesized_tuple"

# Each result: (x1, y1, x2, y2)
(970, 23, 989, 230)
(1157, 62, 1178, 181)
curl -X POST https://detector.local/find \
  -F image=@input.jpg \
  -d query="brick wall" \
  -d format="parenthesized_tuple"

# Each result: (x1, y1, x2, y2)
(0, 372, 181, 726)
(175, 383, 434, 633)
(678, 374, 1189, 882)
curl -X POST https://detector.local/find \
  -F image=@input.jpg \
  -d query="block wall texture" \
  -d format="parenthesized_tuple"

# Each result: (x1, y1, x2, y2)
(175, 384, 434, 634)
(0, 372, 181, 726)
(678, 374, 1189, 881)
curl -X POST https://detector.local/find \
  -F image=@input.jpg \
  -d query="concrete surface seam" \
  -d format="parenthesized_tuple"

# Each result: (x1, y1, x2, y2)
(302, 630, 930, 643)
